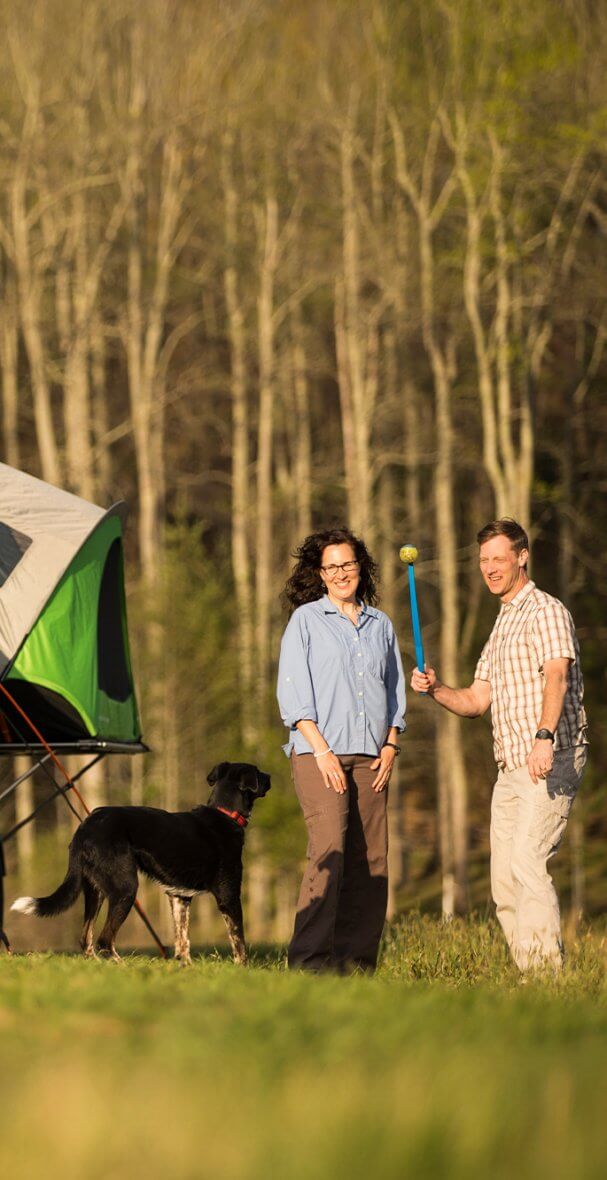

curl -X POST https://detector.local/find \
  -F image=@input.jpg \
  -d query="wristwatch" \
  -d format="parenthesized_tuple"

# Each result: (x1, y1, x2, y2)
(535, 729, 555, 742)
(383, 741, 401, 756)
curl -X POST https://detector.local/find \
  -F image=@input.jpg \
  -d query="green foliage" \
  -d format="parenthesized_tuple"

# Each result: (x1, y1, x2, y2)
(1, 916, 607, 1178)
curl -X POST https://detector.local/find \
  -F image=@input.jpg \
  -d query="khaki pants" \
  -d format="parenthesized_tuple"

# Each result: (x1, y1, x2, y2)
(490, 746, 587, 972)
(288, 753, 389, 973)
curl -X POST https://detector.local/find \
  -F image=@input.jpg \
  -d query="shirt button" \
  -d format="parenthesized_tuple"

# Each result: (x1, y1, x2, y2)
(358, 691, 363, 697)
(358, 672, 363, 677)
(359, 710, 364, 716)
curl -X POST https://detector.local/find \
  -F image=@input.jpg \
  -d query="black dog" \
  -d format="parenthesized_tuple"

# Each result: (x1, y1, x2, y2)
(12, 762, 271, 964)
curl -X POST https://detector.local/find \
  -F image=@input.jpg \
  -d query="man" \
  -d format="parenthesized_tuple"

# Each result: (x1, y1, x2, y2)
(412, 519, 588, 972)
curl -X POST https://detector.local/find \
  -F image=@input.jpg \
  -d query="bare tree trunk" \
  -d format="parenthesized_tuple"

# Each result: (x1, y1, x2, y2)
(62, 173, 127, 502)
(90, 315, 112, 499)
(245, 833, 273, 943)
(334, 277, 358, 526)
(222, 131, 255, 746)
(63, 183, 94, 500)
(335, 112, 377, 543)
(403, 381, 422, 539)
(11, 102, 61, 485)
(121, 47, 185, 583)
(79, 757, 105, 811)
(255, 192, 278, 713)
(292, 307, 312, 538)
(130, 754, 144, 807)
(14, 755, 34, 867)
(434, 340, 468, 915)
(0, 265, 20, 467)
(391, 110, 468, 914)
(378, 467, 405, 918)
(273, 872, 295, 944)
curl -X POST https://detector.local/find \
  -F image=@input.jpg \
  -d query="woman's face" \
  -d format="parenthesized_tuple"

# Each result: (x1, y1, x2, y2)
(319, 542, 361, 603)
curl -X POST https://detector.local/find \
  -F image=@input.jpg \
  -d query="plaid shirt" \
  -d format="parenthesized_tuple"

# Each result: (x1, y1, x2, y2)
(474, 580, 588, 771)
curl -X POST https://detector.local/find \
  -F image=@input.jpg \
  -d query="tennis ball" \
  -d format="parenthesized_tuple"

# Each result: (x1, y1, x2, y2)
(399, 545, 419, 564)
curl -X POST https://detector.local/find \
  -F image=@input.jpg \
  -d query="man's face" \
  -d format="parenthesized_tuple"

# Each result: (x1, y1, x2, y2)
(479, 535, 529, 601)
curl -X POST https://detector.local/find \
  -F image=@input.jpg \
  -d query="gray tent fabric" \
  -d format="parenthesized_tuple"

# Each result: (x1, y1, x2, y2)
(0, 463, 125, 677)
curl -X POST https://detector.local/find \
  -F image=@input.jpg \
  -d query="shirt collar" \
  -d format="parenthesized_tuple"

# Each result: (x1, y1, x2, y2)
(316, 595, 379, 619)
(501, 579, 535, 611)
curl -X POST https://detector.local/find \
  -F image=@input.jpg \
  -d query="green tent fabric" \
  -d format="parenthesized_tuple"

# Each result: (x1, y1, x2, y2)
(0, 462, 143, 752)
(7, 515, 140, 743)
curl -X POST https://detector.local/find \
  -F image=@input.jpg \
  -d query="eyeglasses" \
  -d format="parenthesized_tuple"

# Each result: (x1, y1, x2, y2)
(320, 560, 360, 578)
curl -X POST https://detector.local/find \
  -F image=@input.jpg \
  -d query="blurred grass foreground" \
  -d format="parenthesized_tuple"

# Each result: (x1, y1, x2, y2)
(1, 914, 607, 1180)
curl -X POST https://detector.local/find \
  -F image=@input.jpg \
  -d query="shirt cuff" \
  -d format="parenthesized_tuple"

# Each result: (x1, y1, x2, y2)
(540, 649, 575, 663)
(282, 707, 318, 729)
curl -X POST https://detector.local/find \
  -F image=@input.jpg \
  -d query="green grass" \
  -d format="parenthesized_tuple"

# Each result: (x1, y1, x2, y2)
(1, 916, 606, 1179)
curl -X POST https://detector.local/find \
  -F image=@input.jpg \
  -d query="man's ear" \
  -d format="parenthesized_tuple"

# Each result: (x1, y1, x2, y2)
(207, 762, 230, 786)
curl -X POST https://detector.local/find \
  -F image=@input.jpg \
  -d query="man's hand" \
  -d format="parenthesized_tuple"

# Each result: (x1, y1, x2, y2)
(369, 745, 396, 793)
(411, 666, 440, 695)
(527, 739, 554, 784)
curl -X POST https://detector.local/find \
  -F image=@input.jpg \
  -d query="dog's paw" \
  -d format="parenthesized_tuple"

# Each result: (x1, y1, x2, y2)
(11, 897, 37, 916)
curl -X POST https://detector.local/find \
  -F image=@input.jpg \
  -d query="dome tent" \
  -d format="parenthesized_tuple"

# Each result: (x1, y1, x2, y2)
(0, 463, 155, 954)
(0, 462, 144, 752)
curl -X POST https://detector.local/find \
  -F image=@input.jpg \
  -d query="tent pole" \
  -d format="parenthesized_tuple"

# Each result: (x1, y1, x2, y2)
(0, 753, 53, 807)
(2, 755, 105, 844)
(0, 684, 168, 959)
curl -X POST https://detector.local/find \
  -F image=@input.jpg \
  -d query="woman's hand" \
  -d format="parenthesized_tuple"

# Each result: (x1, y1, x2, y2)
(369, 745, 396, 793)
(316, 750, 347, 794)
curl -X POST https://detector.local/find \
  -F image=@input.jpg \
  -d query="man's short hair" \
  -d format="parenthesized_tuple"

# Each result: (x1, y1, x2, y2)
(477, 518, 529, 557)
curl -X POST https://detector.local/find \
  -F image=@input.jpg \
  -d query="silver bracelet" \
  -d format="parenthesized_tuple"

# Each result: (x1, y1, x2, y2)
(313, 747, 333, 759)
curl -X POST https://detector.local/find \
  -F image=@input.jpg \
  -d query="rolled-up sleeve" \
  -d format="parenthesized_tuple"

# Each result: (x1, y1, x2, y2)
(386, 621, 406, 733)
(531, 602, 576, 667)
(474, 635, 492, 682)
(277, 610, 318, 729)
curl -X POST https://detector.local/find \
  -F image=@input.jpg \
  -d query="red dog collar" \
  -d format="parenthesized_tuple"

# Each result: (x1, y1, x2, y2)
(216, 807, 248, 828)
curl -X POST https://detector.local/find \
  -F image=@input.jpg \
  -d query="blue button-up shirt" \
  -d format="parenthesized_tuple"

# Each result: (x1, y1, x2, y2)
(277, 596, 406, 757)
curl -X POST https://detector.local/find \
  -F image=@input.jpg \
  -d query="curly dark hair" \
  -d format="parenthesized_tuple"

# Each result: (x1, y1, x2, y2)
(281, 527, 380, 614)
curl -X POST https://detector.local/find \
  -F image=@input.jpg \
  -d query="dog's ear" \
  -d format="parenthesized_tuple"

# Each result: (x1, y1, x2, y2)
(239, 766, 271, 797)
(207, 762, 230, 786)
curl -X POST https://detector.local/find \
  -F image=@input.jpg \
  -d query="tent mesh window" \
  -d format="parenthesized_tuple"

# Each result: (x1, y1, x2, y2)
(97, 538, 131, 702)
(0, 523, 32, 587)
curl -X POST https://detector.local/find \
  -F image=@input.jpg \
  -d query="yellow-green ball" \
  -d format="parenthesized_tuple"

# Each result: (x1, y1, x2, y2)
(399, 545, 419, 564)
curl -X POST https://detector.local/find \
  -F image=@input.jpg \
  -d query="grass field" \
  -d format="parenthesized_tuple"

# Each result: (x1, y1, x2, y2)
(1, 915, 606, 1180)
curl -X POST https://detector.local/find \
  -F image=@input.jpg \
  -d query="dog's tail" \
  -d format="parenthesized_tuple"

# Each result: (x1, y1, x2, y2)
(12, 846, 83, 919)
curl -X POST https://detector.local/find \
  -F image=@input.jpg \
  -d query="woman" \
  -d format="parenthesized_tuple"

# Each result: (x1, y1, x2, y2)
(277, 527, 406, 973)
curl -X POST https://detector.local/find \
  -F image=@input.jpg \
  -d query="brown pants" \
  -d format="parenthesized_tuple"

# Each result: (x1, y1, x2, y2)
(288, 753, 389, 973)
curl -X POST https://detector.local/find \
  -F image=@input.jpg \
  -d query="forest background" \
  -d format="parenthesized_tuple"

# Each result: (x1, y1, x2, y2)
(1, 0, 606, 949)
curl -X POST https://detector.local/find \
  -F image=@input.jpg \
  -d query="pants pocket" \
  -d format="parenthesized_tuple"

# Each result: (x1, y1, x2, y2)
(531, 793, 573, 859)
